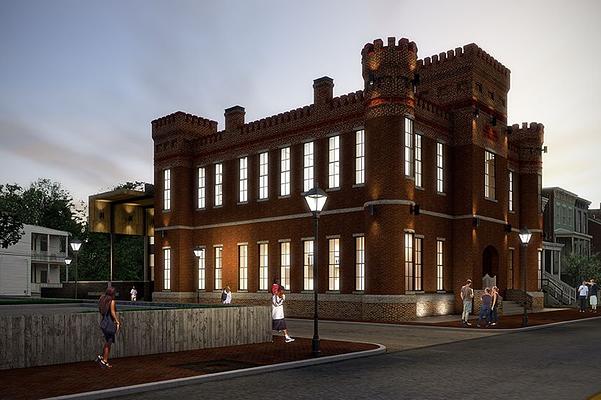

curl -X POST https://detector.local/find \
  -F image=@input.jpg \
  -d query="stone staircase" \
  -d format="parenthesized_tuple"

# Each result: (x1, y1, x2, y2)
(502, 300, 525, 315)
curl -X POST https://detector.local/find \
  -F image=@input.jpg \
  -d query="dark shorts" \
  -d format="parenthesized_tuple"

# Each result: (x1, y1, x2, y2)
(272, 318, 287, 331)
(102, 329, 115, 344)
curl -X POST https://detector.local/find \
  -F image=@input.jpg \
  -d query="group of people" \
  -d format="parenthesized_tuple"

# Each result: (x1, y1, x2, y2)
(577, 279, 598, 312)
(460, 279, 500, 328)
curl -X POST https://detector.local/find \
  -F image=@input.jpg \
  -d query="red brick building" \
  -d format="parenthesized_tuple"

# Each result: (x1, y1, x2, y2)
(151, 37, 545, 321)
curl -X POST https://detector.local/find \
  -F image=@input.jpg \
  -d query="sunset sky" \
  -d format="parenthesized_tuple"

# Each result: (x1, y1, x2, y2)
(1, 0, 600, 208)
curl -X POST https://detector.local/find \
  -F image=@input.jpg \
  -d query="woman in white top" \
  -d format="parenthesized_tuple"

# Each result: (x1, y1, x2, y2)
(272, 286, 294, 343)
(577, 281, 589, 312)
(224, 286, 232, 304)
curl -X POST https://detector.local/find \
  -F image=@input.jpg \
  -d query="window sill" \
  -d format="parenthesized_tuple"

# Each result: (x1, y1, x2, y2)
(436, 290, 448, 294)
(405, 290, 425, 294)
(436, 191, 446, 196)
(485, 197, 498, 203)
(326, 290, 340, 294)
(352, 183, 365, 188)
(257, 198, 269, 202)
(213, 205, 223, 209)
(197, 289, 206, 292)
(237, 202, 248, 205)
(352, 290, 365, 294)
(162, 210, 171, 213)
(195, 208, 207, 211)
(326, 187, 341, 192)
(301, 290, 315, 294)
(509, 210, 516, 214)
(416, 186, 425, 191)
(278, 195, 291, 199)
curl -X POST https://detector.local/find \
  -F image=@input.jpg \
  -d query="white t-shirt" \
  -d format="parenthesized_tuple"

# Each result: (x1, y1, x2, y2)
(272, 294, 285, 320)
(224, 292, 232, 304)
(130, 289, 137, 299)
(578, 285, 589, 297)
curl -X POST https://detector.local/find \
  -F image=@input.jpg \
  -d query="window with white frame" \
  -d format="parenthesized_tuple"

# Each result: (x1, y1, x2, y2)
(303, 240, 314, 290)
(404, 233, 413, 291)
(280, 147, 291, 196)
(508, 170, 514, 211)
(239, 157, 248, 203)
(404, 118, 414, 177)
(239, 244, 248, 290)
(280, 241, 290, 290)
(259, 152, 269, 199)
(507, 248, 514, 289)
(215, 163, 223, 206)
(436, 142, 444, 193)
(163, 169, 171, 210)
(303, 142, 314, 192)
(259, 243, 269, 290)
(355, 236, 365, 291)
(197, 247, 206, 290)
(436, 239, 444, 291)
(414, 237, 423, 291)
(214, 246, 222, 289)
(355, 130, 365, 185)
(415, 134, 423, 188)
(198, 167, 206, 208)
(404, 233, 423, 291)
(328, 238, 340, 290)
(163, 248, 171, 290)
(328, 136, 340, 189)
(485, 151, 496, 200)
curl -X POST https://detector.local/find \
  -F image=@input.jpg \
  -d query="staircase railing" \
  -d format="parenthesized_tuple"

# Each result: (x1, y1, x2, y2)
(542, 271, 576, 305)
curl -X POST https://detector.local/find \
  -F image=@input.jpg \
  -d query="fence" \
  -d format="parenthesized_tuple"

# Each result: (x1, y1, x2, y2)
(0, 305, 271, 370)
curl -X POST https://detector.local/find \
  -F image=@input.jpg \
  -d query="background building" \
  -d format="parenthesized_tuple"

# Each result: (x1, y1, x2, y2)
(589, 204, 601, 256)
(0, 224, 69, 297)
(151, 37, 545, 321)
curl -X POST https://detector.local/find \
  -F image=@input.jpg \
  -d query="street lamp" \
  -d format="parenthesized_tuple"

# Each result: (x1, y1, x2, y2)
(70, 239, 82, 300)
(303, 187, 328, 357)
(193, 246, 203, 303)
(64, 257, 72, 284)
(519, 227, 532, 327)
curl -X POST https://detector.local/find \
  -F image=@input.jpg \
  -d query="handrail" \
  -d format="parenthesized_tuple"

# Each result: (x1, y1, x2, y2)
(542, 271, 576, 304)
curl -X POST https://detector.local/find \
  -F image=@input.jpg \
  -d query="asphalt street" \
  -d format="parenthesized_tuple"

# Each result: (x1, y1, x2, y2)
(114, 317, 601, 400)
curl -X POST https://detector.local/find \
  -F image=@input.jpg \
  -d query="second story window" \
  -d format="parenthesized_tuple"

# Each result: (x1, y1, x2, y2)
(303, 142, 314, 192)
(404, 118, 414, 177)
(355, 130, 365, 185)
(198, 167, 206, 209)
(259, 152, 269, 200)
(415, 134, 422, 188)
(280, 147, 290, 196)
(508, 170, 514, 211)
(328, 135, 340, 189)
(239, 157, 248, 203)
(436, 142, 444, 193)
(163, 169, 171, 211)
(485, 151, 496, 200)
(215, 163, 223, 206)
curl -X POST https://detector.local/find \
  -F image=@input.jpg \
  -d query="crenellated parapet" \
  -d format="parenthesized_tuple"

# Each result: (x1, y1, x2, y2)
(509, 122, 545, 174)
(151, 111, 218, 140)
(417, 43, 509, 78)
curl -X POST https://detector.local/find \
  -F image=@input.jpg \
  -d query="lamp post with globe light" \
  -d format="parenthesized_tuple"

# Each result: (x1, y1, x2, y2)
(519, 227, 532, 327)
(70, 239, 82, 299)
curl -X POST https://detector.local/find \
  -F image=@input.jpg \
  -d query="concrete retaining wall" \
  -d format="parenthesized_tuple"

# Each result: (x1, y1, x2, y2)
(0, 305, 271, 370)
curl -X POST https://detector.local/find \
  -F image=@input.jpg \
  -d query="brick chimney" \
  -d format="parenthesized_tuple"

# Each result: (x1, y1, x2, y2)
(224, 106, 245, 131)
(313, 77, 334, 105)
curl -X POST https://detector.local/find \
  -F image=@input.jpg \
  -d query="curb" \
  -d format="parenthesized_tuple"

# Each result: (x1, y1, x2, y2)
(43, 343, 386, 400)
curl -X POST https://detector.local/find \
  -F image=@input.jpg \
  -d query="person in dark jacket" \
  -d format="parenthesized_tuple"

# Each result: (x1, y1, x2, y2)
(96, 287, 121, 368)
(477, 287, 492, 328)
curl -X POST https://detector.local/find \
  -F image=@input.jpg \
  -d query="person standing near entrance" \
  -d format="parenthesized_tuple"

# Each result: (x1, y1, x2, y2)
(588, 279, 598, 312)
(460, 279, 474, 326)
(477, 287, 492, 328)
(577, 281, 589, 312)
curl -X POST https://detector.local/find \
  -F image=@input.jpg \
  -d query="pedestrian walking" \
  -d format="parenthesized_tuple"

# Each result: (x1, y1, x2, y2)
(477, 287, 492, 328)
(271, 278, 280, 296)
(130, 285, 137, 302)
(577, 281, 589, 312)
(588, 279, 598, 312)
(96, 287, 121, 368)
(489, 286, 500, 326)
(272, 286, 294, 343)
(224, 285, 232, 304)
(460, 279, 474, 326)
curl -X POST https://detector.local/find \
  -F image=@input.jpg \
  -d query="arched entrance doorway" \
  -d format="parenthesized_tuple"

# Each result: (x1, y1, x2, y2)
(482, 245, 499, 279)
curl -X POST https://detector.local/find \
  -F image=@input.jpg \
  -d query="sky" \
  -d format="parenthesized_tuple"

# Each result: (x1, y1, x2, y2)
(0, 0, 600, 208)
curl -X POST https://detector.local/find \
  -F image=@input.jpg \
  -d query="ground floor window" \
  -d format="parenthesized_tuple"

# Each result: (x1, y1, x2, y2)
(355, 236, 365, 291)
(280, 241, 291, 290)
(328, 238, 340, 290)
(259, 243, 269, 291)
(507, 248, 514, 289)
(303, 240, 314, 291)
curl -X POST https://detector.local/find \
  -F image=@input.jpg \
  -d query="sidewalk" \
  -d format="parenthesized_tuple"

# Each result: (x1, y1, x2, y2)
(0, 338, 379, 400)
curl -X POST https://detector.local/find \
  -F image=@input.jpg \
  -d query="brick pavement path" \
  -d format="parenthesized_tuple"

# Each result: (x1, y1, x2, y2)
(0, 338, 377, 400)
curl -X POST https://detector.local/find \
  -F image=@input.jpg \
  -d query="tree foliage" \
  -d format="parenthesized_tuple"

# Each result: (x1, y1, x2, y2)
(562, 253, 601, 286)
(0, 184, 25, 248)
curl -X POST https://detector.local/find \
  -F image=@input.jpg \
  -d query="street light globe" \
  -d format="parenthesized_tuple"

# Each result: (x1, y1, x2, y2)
(70, 239, 83, 252)
(303, 187, 328, 213)
(65, 257, 72, 265)
(193, 246, 204, 258)
(519, 227, 532, 245)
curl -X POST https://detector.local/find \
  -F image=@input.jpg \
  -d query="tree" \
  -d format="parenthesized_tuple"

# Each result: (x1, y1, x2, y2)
(562, 254, 601, 286)
(0, 184, 25, 248)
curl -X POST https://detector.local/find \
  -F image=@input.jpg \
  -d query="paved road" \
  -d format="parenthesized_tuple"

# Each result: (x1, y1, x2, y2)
(116, 318, 601, 400)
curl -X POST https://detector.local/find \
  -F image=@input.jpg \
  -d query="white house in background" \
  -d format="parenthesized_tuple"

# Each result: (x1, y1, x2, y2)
(0, 224, 69, 297)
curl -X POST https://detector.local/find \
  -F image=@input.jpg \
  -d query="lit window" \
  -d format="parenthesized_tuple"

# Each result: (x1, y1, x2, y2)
(404, 118, 414, 177)
(485, 151, 496, 200)
(197, 247, 206, 290)
(355, 236, 365, 291)
(280, 241, 291, 290)
(239, 157, 248, 203)
(436, 142, 444, 193)
(259, 243, 269, 290)
(163, 169, 171, 210)
(239, 244, 248, 290)
(404, 233, 423, 291)
(303, 240, 314, 290)
(507, 249, 514, 290)
(355, 130, 365, 185)
(303, 142, 314, 192)
(215, 163, 223, 206)
(163, 248, 171, 290)
(404, 233, 413, 291)
(198, 167, 206, 208)
(436, 239, 444, 291)
(508, 170, 514, 211)
(537, 250, 542, 290)
(214, 246, 222, 289)
(414, 237, 423, 291)
(280, 147, 291, 196)
(328, 136, 340, 189)
(259, 152, 269, 199)
(328, 238, 340, 290)
(415, 134, 422, 188)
